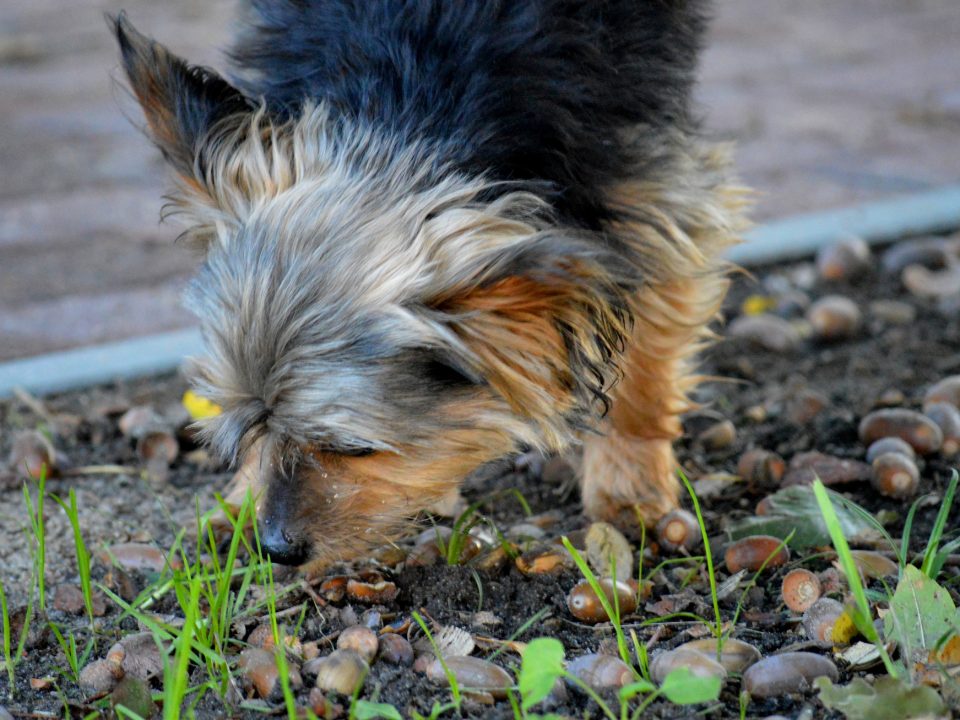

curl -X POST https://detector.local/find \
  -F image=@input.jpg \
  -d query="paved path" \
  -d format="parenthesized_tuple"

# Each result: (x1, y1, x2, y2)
(2, 0, 958, 360)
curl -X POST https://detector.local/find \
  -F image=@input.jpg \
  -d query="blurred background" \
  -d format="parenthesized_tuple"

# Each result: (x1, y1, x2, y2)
(1, 0, 958, 361)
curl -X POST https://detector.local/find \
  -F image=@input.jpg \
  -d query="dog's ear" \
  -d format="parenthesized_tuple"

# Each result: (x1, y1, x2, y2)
(432, 245, 632, 447)
(112, 13, 252, 182)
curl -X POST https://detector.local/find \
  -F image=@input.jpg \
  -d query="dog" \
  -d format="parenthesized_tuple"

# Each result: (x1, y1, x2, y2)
(112, 0, 745, 569)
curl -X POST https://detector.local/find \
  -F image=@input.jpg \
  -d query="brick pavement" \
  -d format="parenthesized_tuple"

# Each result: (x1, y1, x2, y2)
(1, 0, 958, 360)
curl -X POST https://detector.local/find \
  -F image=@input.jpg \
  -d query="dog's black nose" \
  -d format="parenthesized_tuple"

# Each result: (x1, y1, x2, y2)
(260, 518, 307, 566)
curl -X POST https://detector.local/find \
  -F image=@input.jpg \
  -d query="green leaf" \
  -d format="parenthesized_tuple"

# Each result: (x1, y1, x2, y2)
(817, 676, 948, 720)
(728, 485, 883, 550)
(659, 667, 722, 705)
(618, 679, 656, 702)
(352, 700, 403, 720)
(884, 564, 959, 662)
(519, 638, 565, 711)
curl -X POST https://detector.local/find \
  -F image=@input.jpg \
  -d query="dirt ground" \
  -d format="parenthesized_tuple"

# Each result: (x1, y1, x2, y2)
(1, 0, 960, 360)
(2, 234, 960, 718)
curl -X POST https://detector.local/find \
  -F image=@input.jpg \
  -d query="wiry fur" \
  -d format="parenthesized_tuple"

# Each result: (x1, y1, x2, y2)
(111, 0, 747, 567)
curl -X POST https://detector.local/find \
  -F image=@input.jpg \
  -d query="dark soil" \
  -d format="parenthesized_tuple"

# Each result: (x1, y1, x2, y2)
(2, 239, 960, 719)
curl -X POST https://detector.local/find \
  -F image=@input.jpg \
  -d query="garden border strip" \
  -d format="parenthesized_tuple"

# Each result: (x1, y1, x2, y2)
(2, 184, 960, 398)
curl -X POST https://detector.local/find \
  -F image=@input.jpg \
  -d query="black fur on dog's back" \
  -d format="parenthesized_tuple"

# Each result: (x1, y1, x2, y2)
(231, 0, 708, 225)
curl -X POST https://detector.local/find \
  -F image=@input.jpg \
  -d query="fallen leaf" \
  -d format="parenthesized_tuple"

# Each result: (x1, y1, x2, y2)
(727, 485, 883, 550)
(817, 675, 948, 720)
(884, 565, 959, 663)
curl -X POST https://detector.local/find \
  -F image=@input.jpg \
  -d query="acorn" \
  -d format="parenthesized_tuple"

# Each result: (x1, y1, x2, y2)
(848, 550, 898, 580)
(802, 598, 845, 646)
(425, 656, 512, 698)
(924, 402, 960, 457)
(727, 314, 801, 353)
(924, 375, 960, 410)
(346, 579, 398, 604)
(724, 536, 790, 574)
(737, 449, 786, 490)
(805, 295, 862, 341)
(698, 420, 737, 451)
(8, 429, 59, 479)
(314, 650, 368, 695)
(679, 638, 761, 674)
(871, 453, 920, 499)
(649, 648, 726, 684)
(865, 437, 915, 464)
(655, 509, 701, 553)
(565, 654, 633, 690)
(377, 633, 414, 666)
(816, 235, 871, 281)
(337, 626, 378, 664)
(858, 408, 943, 455)
(742, 652, 838, 698)
(567, 578, 637, 623)
(781, 568, 822, 613)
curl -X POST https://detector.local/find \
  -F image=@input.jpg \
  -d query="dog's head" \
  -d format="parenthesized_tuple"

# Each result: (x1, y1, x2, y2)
(114, 15, 636, 567)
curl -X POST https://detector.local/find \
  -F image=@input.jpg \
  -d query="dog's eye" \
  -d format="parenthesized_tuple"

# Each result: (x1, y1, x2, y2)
(422, 357, 478, 389)
(339, 447, 376, 457)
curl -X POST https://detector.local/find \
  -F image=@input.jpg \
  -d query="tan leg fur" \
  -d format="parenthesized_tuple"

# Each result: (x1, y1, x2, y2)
(580, 141, 749, 532)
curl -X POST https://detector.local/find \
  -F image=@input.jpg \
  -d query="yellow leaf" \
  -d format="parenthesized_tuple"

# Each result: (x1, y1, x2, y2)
(182, 390, 222, 420)
(741, 295, 776, 316)
(832, 608, 859, 645)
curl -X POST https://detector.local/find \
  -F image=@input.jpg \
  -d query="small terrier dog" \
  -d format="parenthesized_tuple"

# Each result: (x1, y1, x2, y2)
(113, 1, 745, 568)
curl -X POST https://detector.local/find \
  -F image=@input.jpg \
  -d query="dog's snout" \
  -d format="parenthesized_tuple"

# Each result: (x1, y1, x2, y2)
(260, 516, 307, 566)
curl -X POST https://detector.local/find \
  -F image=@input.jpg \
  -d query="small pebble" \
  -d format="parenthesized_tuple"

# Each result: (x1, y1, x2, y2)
(806, 295, 862, 341)
(743, 652, 838, 698)
(426, 656, 513, 698)
(649, 648, 726, 684)
(51, 583, 107, 616)
(859, 409, 943, 454)
(102, 543, 182, 573)
(314, 650, 368, 695)
(924, 402, 960, 456)
(868, 300, 916, 326)
(871, 452, 920, 499)
(565, 654, 633, 691)
(781, 569, 822, 613)
(725, 536, 790, 573)
(865, 437, 915, 463)
(728, 314, 802, 353)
